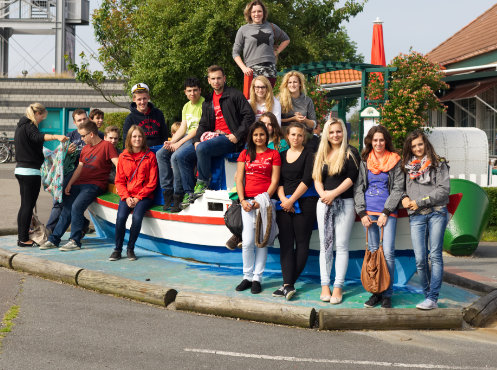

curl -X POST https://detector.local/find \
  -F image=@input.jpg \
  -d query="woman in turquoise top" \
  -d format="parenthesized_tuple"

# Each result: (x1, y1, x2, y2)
(14, 103, 67, 247)
(259, 112, 289, 152)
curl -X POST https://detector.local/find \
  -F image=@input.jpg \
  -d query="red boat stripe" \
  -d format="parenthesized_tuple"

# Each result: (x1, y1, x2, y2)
(95, 198, 226, 225)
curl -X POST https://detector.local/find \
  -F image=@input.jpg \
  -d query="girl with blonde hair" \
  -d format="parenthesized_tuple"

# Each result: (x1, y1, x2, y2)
(278, 71, 316, 130)
(14, 103, 68, 247)
(249, 76, 281, 125)
(312, 118, 360, 304)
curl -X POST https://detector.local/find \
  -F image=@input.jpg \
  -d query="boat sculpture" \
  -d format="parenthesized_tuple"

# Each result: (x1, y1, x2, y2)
(88, 155, 462, 286)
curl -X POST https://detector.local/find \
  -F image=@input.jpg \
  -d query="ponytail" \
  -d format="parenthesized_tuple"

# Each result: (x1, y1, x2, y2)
(25, 103, 46, 124)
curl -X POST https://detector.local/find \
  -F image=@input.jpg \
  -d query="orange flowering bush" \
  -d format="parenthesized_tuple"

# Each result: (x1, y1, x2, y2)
(367, 51, 448, 149)
(308, 78, 336, 127)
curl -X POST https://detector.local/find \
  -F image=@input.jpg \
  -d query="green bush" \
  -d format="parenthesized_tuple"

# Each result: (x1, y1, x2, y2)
(483, 187, 497, 227)
(101, 112, 129, 150)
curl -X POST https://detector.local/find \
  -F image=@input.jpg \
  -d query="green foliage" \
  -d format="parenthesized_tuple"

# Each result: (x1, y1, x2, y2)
(483, 187, 497, 227)
(306, 78, 336, 126)
(101, 112, 129, 150)
(367, 51, 448, 149)
(74, 0, 366, 119)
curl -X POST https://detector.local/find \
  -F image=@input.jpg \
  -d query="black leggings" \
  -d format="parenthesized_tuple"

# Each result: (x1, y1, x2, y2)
(16, 174, 41, 242)
(276, 196, 318, 285)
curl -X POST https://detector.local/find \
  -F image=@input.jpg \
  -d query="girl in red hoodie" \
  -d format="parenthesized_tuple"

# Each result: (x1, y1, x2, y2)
(110, 125, 158, 261)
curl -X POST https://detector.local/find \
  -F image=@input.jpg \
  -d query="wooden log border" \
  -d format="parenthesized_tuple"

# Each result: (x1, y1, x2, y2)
(443, 271, 496, 294)
(176, 291, 316, 328)
(11, 253, 83, 285)
(0, 228, 18, 236)
(463, 290, 497, 327)
(319, 308, 464, 330)
(77, 269, 177, 307)
(0, 248, 17, 269)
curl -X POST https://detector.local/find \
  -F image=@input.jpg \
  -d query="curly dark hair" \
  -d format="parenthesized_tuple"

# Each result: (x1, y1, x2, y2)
(361, 125, 396, 161)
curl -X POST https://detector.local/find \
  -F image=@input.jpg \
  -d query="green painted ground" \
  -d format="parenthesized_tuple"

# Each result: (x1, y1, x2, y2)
(0, 234, 479, 309)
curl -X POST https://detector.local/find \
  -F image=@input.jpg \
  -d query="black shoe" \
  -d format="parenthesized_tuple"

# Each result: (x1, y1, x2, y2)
(381, 296, 392, 308)
(170, 193, 183, 213)
(272, 286, 285, 297)
(225, 234, 241, 250)
(251, 281, 262, 294)
(18, 240, 39, 248)
(235, 279, 252, 291)
(364, 293, 382, 308)
(283, 285, 296, 300)
(127, 249, 137, 261)
(108, 250, 121, 261)
(162, 190, 173, 211)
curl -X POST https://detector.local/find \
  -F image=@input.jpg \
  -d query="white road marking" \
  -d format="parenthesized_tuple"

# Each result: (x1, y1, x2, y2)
(184, 348, 494, 369)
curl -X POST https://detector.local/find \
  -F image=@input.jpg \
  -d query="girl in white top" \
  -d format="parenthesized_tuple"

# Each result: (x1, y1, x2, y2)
(249, 76, 281, 125)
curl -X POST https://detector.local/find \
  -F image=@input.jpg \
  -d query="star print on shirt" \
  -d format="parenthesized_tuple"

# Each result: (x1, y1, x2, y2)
(251, 29, 271, 47)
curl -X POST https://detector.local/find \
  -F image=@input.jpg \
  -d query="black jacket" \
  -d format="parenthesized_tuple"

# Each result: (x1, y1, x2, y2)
(14, 116, 46, 170)
(193, 86, 255, 150)
(123, 102, 168, 147)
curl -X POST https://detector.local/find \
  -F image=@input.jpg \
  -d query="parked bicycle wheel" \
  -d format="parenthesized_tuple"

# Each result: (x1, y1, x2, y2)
(0, 144, 10, 163)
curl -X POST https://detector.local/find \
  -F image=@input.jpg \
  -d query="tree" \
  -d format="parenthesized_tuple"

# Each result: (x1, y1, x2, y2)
(74, 0, 366, 118)
(367, 51, 448, 149)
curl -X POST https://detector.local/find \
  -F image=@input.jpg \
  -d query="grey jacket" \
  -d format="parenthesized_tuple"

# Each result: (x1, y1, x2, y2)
(354, 160, 405, 218)
(403, 161, 450, 215)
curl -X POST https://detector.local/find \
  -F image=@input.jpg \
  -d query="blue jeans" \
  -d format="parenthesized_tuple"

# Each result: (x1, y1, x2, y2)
(195, 135, 236, 184)
(365, 214, 397, 297)
(159, 140, 197, 194)
(49, 184, 102, 247)
(46, 170, 73, 233)
(409, 208, 448, 302)
(114, 197, 153, 251)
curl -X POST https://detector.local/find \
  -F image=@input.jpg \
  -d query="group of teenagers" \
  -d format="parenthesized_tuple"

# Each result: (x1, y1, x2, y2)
(13, 0, 450, 310)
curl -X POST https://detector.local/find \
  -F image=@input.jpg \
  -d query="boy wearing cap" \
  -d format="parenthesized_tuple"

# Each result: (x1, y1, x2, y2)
(156, 77, 204, 212)
(123, 83, 168, 147)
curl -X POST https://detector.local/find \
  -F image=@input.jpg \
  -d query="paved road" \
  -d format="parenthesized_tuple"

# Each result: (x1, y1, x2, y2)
(1, 268, 496, 370)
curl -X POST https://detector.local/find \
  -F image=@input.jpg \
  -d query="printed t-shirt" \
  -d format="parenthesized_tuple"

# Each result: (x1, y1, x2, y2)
(237, 148, 281, 198)
(365, 170, 397, 217)
(74, 140, 118, 191)
(213, 92, 231, 134)
(182, 97, 204, 134)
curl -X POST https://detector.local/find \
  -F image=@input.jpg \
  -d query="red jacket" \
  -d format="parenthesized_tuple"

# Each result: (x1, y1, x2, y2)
(115, 149, 158, 200)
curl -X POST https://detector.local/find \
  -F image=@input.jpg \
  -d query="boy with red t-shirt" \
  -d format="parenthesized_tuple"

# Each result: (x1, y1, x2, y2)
(40, 120, 118, 252)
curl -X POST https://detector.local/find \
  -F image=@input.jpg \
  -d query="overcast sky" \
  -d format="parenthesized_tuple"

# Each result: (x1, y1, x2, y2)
(5, 0, 497, 76)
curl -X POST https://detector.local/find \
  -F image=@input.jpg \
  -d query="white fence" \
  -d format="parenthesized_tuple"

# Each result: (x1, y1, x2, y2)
(452, 171, 497, 188)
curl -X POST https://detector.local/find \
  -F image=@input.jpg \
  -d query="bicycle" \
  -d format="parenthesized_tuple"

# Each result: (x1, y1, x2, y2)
(0, 132, 15, 163)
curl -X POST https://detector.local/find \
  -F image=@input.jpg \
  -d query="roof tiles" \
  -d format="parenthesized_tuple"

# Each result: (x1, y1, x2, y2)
(318, 69, 362, 84)
(426, 4, 497, 66)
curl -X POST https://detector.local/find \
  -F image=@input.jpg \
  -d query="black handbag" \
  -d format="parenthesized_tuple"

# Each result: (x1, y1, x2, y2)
(224, 201, 242, 238)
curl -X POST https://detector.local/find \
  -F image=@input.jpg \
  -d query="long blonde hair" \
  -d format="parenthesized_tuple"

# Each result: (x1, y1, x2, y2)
(312, 118, 356, 182)
(249, 76, 274, 114)
(25, 103, 46, 124)
(278, 71, 307, 114)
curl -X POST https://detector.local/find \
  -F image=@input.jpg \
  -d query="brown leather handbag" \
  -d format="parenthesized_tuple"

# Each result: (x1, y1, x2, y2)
(361, 221, 391, 294)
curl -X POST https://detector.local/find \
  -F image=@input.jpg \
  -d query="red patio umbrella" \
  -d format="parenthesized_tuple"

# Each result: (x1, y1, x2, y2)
(371, 17, 386, 81)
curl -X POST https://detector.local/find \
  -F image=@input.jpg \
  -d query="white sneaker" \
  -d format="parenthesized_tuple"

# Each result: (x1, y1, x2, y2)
(416, 299, 438, 310)
(59, 239, 81, 251)
(39, 240, 57, 250)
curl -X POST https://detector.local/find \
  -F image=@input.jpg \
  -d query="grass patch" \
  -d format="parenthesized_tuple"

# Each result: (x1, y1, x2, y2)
(482, 226, 497, 242)
(0, 305, 20, 335)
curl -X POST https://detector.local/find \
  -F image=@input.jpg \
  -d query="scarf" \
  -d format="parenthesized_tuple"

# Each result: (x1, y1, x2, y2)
(367, 150, 400, 174)
(405, 155, 432, 184)
(324, 197, 344, 260)
(41, 141, 69, 203)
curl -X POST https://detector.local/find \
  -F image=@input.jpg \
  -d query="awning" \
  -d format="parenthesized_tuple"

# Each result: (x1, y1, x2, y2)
(440, 77, 497, 102)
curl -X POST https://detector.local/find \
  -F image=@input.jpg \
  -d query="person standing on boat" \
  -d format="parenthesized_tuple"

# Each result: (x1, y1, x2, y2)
(122, 83, 168, 147)
(273, 122, 318, 300)
(14, 103, 68, 247)
(109, 125, 158, 261)
(312, 118, 360, 305)
(354, 125, 404, 309)
(233, 0, 290, 90)
(401, 130, 450, 310)
(39, 120, 119, 252)
(249, 76, 281, 125)
(156, 77, 204, 212)
(187, 65, 255, 203)
(235, 121, 281, 294)
(278, 71, 316, 131)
